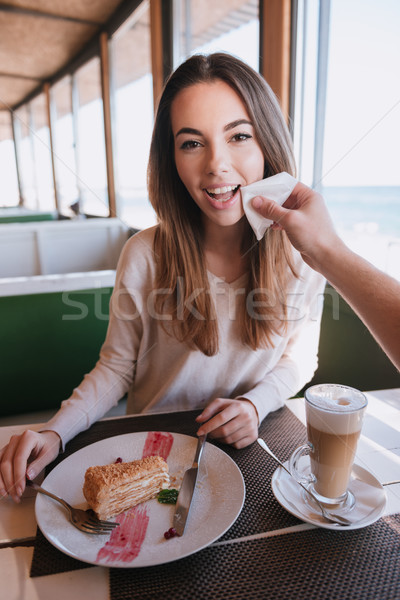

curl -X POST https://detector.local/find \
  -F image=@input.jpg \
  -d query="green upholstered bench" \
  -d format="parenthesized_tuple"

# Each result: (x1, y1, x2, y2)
(0, 272, 114, 417)
(0, 208, 57, 224)
(1, 278, 398, 418)
(0, 220, 134, 417)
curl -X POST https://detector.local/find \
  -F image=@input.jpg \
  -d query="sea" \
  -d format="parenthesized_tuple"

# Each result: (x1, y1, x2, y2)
(322, 186, 400, 279)
(322, 186, 400, 238)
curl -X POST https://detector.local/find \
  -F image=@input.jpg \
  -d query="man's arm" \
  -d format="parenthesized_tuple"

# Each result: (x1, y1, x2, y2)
(252, 182, 400, 370)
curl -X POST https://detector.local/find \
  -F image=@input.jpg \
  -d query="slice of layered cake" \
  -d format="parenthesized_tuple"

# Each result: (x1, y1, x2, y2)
(83, 455, 170, 519)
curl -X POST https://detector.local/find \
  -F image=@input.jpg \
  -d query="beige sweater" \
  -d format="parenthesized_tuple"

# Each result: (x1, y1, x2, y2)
(46, 226, 326, 447)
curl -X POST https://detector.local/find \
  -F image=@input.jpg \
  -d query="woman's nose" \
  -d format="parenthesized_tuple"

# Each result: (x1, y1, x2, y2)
(205, 143, 229, 175)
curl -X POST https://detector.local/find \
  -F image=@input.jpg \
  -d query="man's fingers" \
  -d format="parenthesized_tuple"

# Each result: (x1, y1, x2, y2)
(252, 196, 288, 222)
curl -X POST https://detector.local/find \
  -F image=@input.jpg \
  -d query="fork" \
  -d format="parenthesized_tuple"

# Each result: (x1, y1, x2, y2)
(257, 438, 353, 527)
(27, 480, 120, 534)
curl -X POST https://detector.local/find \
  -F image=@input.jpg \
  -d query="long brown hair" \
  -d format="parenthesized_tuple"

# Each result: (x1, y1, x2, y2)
(148, 53, 297, 356)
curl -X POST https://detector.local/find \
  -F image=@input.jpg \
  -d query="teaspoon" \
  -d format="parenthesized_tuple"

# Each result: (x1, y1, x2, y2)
(257, 438, 353, 527)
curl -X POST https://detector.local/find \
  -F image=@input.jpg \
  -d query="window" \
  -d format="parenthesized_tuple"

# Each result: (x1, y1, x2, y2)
(75, 57, 108, 217)
(51, 76, 79, 215)
(175, 0, 259, 70)
(0, 111, 19, 207)
(30, 93, 55, 211)
(13, 104, 36, 209)
(294, 0, 400, 279)
(13, 96, 55, 212)
(110, 1, 156, 229)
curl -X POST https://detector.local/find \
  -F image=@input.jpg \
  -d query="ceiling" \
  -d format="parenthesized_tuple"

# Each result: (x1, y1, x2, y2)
(0, 0, 259, 114)
(0, 0, 125, 111)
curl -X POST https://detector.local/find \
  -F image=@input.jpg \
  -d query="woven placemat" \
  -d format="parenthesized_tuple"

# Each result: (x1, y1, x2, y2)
(30, 406, 305, 577)
(215, 405, 306, 542)
(109, 514, 400, 600)
(49, 409, 203, 467)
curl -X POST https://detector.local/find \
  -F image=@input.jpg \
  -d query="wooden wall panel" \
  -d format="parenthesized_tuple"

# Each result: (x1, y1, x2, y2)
(260, 0, 292, 120)
(100, 33, 116, 218)
(150, 0, 165, 111)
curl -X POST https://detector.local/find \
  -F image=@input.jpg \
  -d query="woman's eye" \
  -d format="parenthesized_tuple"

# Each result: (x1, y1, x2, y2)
(231, 133, 252, 142)
(180, 140, 201, 150)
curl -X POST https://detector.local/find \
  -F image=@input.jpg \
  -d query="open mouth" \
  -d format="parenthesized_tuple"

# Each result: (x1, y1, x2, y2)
(205, 185, 240, 202)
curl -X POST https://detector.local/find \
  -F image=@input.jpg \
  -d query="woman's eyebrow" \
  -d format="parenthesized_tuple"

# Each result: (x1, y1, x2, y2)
(175, 127, 202, 138)
(175, 119, 253, 139)
(224, 118, 253, 131)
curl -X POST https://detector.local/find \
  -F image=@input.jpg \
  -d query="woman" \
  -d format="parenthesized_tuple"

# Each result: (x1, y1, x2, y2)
(0, 53, 325, 502)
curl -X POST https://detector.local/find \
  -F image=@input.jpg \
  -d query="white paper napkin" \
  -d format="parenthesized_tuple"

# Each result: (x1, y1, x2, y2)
(241, 172, 298, 240)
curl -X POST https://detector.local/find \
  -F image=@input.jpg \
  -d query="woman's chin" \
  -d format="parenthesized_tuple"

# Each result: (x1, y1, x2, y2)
(202, 210, 247, 231)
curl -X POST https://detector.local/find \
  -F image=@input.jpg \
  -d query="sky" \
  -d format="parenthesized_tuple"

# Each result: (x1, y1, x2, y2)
(317, 0, 400, 187)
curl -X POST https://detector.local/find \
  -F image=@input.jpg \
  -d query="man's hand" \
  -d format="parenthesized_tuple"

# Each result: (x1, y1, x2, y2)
(252, 182, 343, 272)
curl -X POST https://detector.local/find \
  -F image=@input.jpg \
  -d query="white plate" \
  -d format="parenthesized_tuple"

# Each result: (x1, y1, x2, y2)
(35, 432, 245, 567)
(271, 460, 386, 530)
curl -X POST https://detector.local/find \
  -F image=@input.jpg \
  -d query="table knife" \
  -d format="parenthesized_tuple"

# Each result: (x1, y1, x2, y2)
(173, 433, 207, 536)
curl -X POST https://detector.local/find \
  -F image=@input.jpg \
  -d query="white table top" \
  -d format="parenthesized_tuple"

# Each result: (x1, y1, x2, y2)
(1, 388, 399, 600)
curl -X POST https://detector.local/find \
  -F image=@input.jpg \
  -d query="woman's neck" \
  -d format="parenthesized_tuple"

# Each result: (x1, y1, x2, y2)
(203, 218, 251, 283)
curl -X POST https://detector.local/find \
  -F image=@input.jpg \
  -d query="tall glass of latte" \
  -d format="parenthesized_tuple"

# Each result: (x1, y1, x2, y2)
(289, 384, 367, 510)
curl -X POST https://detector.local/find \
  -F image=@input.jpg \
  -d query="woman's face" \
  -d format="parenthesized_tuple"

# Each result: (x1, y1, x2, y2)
(171, 79, 265, 230)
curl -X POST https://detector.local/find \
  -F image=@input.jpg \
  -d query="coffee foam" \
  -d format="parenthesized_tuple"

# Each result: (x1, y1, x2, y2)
(305, 386, 367, 435)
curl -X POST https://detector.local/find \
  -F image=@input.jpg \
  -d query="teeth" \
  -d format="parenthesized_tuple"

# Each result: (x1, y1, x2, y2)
(206, 185, 238, 194)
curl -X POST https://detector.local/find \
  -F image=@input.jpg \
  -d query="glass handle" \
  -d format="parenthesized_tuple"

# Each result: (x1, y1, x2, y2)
(288, 442, 315, 485)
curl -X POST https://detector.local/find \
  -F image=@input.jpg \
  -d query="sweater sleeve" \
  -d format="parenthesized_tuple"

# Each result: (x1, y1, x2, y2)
(42, 232, 151, 448)
(239, 264, 326, 424)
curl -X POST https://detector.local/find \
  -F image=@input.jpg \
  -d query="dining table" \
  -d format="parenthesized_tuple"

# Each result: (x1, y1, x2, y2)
(1, 387, 399, 600)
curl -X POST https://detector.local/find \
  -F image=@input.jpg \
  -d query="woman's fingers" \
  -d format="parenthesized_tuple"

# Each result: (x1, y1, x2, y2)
(25, 431, 61, 481)
(196, 398, 234, 426)
(0, 433, 30, 501)
(196, 398, 258, 448)
(0, 430, 61, 502)
(0, 445, 9, 498)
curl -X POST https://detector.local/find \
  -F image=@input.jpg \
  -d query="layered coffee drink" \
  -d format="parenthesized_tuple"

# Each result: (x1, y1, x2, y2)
(305, 385, 367, 503)
(289, 384, 367, 508)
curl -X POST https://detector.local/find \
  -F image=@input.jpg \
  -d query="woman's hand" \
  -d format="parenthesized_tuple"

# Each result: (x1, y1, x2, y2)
(0, 430, 61, 502)
(196, 397, 259, 449)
